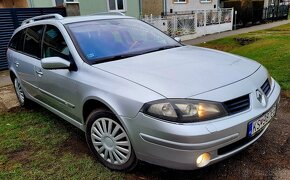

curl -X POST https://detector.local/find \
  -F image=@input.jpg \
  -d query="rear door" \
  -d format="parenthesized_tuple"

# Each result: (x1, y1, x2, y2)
(11, 26, 44, 98)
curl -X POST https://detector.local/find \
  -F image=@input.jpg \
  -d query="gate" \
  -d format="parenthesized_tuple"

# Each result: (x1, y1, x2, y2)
(0, 8, 66, 70)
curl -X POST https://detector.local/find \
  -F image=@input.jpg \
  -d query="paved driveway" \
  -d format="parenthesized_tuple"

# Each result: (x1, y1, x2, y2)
(0, 70, 19, 113)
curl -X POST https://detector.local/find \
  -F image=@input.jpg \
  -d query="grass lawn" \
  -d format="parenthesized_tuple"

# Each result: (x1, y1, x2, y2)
(198, 23, 290, 96)
(0, 108, 124, 179)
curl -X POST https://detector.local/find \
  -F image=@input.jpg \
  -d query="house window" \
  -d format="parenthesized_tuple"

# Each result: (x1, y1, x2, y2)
(51, 0, 78, 6)
(173, 0, 187, 3)
(107, 0, 126, 12)
(200, 0, 212, 3)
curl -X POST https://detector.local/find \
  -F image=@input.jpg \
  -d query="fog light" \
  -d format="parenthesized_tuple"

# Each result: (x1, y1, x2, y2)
(196, 153, 211, 167)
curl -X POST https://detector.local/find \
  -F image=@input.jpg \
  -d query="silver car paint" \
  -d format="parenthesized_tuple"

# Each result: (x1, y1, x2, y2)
(7, 15, 281, 170)
(120, 77, 280, 170)
(95, 46, 261, 98)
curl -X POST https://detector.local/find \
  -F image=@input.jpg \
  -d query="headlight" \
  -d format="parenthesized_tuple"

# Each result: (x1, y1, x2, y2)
(141, 99, 227, 123)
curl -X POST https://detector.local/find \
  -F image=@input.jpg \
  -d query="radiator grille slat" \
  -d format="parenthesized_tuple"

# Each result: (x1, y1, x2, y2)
(261, 79, 271, 96)
(224, 95, 250, 115)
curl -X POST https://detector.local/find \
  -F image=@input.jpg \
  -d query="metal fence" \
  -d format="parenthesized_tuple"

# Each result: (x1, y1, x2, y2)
(142, 8, 233, 39)
(262, 5, 289, 20)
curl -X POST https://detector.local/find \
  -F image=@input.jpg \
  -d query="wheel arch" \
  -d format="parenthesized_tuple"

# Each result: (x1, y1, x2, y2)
(82, 97, 124, 126)
(9, 70, 17, 81)
(81, 97, 137, 148)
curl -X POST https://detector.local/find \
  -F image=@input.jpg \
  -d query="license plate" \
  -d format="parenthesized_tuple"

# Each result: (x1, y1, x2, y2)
(248, 104, 277, 137)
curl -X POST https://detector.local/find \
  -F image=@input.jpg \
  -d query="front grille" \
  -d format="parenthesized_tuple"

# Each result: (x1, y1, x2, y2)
(223, 94, 250, 115)
(217, 130, 263, 155)
(261, 79, 271, 96)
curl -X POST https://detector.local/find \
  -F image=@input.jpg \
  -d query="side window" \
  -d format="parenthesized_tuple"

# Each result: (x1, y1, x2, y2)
(23, 25, 44, 58)
(9, 29, 25, 51)
(42, 25, 70, 60)
(16, 29, 26, 52)
(9, 31, 20, 50)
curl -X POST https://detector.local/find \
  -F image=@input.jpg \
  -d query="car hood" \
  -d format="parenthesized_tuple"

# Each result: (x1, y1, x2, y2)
(94, 46, 260, 98)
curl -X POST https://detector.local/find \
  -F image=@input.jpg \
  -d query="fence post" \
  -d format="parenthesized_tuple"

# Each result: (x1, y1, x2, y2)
(173, 14, 177, 37)
(231, 8, 234, 31)
(218, 9, 221, 33)
(203, 10, 206, 36)
(194, 11, 197, 34)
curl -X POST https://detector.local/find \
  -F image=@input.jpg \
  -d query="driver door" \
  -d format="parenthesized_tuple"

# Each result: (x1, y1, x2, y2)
(35, 25, 80, 122)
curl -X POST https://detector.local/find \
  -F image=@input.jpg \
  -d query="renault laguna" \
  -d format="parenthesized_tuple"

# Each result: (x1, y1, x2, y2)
(7, 13, 280, 171)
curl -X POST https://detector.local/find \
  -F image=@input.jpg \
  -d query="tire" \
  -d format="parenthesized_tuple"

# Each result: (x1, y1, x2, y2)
(13, 77, 32, 107)
(85, 109, 137, 171)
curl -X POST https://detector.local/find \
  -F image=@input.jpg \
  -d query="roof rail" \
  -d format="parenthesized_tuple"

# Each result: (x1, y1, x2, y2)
(21, 14, 64, 25)
(91, 12, 125, 16)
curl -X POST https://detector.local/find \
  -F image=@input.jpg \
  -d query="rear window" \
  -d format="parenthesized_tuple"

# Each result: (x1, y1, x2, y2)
(23, 25, 44, 58)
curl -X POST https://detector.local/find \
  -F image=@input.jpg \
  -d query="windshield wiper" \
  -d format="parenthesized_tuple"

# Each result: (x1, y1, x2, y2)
(92, 53, 142, 64)
(147, 45, 181, 53)
(92, 45, 181, 64)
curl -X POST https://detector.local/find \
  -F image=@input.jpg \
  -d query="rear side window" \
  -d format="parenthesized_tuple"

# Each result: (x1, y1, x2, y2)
(9, 29, 25, 51)
(16, 30, 26, 52)
(23, 25, 44, 58)
(9, 32, 20, 50)
(42, 25, 70, 60)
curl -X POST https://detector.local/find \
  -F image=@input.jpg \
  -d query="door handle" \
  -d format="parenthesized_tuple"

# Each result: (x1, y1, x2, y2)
(36, 70, 43, 77)
(15, 62, 19, 67)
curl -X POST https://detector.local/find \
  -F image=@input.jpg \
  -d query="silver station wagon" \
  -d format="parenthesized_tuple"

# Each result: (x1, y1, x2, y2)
(7, 13, 280, 171)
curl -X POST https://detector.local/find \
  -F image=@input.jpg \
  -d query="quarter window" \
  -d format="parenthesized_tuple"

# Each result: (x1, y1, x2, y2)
(23, 25, 44, 58)
(42, 25, 70, 60)
(16, 30, 26, 52)
(107, 0, 126, 12)
(9, 30, 22, 50)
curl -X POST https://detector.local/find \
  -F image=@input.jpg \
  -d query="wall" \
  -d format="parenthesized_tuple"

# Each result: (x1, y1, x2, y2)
(27, 0, 140, 18)
(142, 0, 163, 16)
(29, 0, 53, 7)
(167, 0, 218, 13)
(126, 0, 139, 18)
(78, 0, 140, 18)
(78, 0, 107, 15)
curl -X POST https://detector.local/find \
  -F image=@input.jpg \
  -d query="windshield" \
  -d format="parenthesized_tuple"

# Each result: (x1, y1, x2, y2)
(67, 18, 181, 64)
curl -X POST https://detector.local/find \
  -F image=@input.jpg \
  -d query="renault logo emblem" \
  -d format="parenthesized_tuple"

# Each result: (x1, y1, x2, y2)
(256, 90, 267, 107)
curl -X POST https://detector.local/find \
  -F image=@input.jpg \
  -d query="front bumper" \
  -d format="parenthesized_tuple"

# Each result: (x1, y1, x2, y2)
(120, 80, 281, 170)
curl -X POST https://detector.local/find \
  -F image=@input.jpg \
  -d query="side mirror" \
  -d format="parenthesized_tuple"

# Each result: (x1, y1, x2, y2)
(174, 37, 181, 43)
(41, 57, 70, 70)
